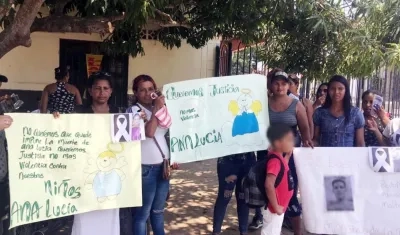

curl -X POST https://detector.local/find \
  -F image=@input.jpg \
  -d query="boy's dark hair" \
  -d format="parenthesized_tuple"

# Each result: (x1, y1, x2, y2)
(267, 123, 292, 144)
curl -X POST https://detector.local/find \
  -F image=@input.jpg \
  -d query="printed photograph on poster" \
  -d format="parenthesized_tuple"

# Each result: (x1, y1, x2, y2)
(394, 156, 400, 172)
(131, 113, 145, 141)
(390, 147, 400, 172)
(324, 175, 354, 211)
(111, 114, 132, 143)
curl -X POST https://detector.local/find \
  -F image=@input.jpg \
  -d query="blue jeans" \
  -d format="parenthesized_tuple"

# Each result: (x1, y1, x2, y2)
(212, 152, 256, 234)
(133, 164, 169, 235)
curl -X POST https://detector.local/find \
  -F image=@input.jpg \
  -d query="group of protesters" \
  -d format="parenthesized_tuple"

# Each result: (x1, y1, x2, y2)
(0, 66, 400, 235)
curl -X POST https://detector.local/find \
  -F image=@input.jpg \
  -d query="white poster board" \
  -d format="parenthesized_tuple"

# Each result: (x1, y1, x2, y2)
(294, 147, 400, 235)
(164, 74, 269, 163)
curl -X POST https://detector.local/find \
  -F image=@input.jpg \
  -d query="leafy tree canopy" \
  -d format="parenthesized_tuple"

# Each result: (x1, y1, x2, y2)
(1, 0, 400, 80)
(0, 0, 270, 58)
(255, 0, 400, 79)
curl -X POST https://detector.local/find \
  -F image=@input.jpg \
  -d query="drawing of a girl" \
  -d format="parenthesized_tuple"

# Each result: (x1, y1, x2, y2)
(91, 143, 126, 202)
(228, 89, 262, 137)
(131, 113, 142, 141)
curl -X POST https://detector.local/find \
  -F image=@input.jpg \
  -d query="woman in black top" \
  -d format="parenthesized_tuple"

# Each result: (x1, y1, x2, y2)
(312, 83, 329, 111)
(74, 71, 118, 114)
(53, 72, 132, 235)
(41, 67, 82, 113)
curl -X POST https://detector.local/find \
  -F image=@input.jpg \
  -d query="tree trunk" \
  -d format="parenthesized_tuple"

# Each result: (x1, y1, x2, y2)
(0, 0, 45, 59)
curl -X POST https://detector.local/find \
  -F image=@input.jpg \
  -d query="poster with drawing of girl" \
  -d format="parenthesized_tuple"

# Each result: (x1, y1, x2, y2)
(131, 113, 145, 141)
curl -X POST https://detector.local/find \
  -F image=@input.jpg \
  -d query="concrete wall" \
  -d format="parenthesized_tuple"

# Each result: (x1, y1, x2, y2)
(0, 32, 219, 93)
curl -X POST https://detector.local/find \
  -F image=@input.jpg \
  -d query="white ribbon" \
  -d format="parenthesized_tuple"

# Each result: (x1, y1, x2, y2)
(372, 148, 393, 172)
(114, 115, 130, 142)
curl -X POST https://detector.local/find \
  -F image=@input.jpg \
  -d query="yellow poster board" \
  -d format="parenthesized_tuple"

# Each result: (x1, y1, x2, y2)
(86, 54, 103, 77)
(5, 113, 142, 228)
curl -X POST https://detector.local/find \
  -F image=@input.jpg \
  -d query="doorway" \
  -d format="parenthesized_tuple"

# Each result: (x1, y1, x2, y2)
(59, 39, 129, 109)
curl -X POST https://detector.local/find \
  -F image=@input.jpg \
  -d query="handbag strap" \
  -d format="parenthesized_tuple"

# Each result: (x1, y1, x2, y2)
(153, 137, 166, 160)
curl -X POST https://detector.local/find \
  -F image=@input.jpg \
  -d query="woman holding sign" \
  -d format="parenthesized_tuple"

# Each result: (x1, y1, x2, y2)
(53, 72, 125, 235)
(0, 114, 13, 235)
(251, 69, 312, 235)
(313, 75, 365, 147)
(127, 75, 177, 235)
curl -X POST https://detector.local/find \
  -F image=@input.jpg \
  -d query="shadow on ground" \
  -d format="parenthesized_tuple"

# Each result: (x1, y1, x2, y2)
(164, 159, 255, 235)
(164, 159, 309, 235)
(43, 159, 307, 235)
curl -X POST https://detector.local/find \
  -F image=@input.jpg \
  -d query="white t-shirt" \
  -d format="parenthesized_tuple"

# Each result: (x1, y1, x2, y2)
(127, 104, 170, 164)
(383, 118, 400, 146)
(71, 209, 119, 235)
(288, 93, 299, 100)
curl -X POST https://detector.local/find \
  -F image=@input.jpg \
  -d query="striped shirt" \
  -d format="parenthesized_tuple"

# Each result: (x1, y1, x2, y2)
(269, 99, 298, 129)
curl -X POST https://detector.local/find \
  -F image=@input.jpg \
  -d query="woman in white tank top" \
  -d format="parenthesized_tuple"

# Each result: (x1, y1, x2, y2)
(127, 75, 177, 235)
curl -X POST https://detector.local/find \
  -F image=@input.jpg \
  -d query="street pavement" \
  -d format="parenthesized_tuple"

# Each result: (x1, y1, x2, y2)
(49, 159, 309, 235)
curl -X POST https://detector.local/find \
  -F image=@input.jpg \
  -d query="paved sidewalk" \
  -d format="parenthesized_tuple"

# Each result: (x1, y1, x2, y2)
(50, 159, 309, 235)
(164, 159, 310, 235)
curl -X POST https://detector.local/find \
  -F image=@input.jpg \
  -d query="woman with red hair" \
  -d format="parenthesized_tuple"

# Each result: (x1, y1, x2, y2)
(127, 75, 176, 235)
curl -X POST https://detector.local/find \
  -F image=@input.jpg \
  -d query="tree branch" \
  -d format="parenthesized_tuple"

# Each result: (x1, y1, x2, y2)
(153, 9, 191, 29)
(0, 0, 44, 59)
(30, 14, 125, 35)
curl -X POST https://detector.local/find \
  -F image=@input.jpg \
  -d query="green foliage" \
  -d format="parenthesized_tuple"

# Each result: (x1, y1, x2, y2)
(0, 0, 274, 57)
(2, 0, 400, 79)
(256, 0, 400, 80)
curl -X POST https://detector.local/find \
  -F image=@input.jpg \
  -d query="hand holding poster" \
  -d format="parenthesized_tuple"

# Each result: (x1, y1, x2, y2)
(5, 113, 142, 228)
(164, 74, 269, 163)
(295, 147, 400, 235)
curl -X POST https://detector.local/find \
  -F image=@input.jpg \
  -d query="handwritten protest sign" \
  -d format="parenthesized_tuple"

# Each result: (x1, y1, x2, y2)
(164, 74, 269, 163)
(295, 147, 400, 234)
(5, 113, 142, 228)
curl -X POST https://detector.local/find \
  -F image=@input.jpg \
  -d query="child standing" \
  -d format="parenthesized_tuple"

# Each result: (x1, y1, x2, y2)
(262, 123, 295, 235)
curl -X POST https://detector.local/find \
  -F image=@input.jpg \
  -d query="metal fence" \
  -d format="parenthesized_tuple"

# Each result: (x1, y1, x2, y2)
(216, 41, 400, 117)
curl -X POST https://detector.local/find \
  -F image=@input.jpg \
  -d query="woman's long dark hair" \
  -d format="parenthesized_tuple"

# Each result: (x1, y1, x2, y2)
(322, 75, 352, 123)
(316, 82, 329, 98)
